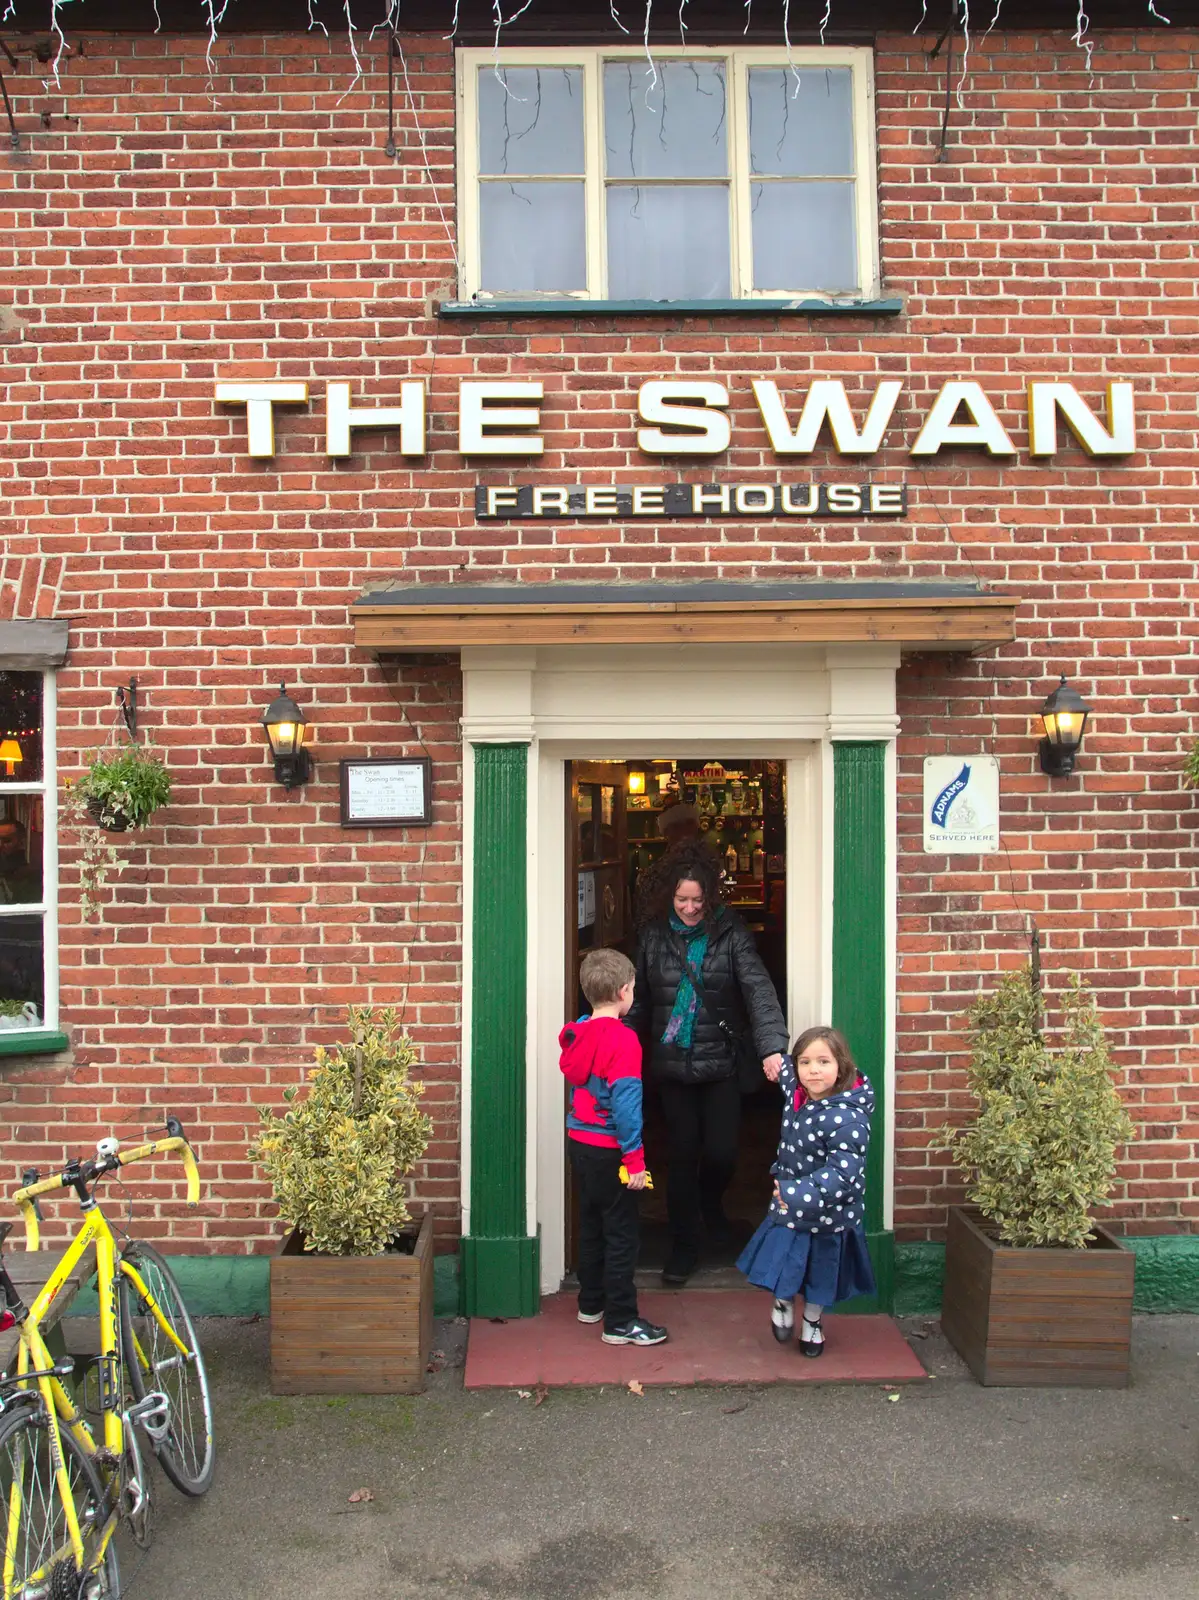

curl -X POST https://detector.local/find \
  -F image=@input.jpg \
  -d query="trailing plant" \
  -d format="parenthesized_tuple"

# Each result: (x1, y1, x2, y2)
(1184, 739, 1199, 790)
(62, 743, 171, 920)
(76, 743, 171, 829)
(249, 1006, 433, 1257)
(938, 965, 1135, 1250)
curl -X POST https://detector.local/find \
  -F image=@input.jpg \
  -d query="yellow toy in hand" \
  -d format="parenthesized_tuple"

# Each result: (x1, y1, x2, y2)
(619, 1164, 653, 1189)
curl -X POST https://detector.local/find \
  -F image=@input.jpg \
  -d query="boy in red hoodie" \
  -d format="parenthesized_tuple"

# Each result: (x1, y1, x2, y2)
(560, 948, 669, 1346)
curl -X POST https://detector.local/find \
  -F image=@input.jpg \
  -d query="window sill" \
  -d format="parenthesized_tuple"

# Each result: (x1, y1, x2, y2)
(437, 297, 904, 320)
(0, 1030, 69, 1059)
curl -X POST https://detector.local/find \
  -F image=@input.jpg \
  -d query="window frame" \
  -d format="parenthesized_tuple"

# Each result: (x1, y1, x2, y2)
(456, 44, 881, 305)
(0, 668, 59, 1042)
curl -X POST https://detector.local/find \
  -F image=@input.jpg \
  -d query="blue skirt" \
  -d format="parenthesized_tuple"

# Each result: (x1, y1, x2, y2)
(736, 1215, 877, 1306)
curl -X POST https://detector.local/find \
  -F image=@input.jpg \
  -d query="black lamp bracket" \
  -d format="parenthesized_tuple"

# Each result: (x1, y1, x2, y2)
(1038, 738, 1076, 778)
(115, 679, 137, 741)
(275, 749, 312, 791)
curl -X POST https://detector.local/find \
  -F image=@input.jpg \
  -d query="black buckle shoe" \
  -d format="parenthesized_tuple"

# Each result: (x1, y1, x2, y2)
(770, 1298, 794, 1344)
(799, 1315, 825, 1358)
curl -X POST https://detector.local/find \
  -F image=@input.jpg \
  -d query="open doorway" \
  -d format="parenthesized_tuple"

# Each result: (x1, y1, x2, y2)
(566, 757, 788, 1280)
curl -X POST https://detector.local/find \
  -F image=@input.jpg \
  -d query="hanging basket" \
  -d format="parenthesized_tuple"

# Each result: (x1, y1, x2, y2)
(87, 797, 131, 833)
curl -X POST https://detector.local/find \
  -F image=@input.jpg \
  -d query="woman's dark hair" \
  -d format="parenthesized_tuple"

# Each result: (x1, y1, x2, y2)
(792, 1026, 859, 1095)
(635, 841, 725, 929)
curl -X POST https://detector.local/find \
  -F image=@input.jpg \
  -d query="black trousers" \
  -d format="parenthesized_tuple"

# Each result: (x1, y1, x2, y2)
(658, 1076, 742, 1250)
(570, 1141, 640, 1330)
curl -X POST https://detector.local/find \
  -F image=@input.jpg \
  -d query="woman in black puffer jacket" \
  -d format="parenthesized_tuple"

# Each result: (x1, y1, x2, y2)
(626, 843, 788, 1285)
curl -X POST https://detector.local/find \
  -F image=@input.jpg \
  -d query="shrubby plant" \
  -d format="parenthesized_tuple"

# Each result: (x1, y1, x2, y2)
(250, 1006, 433, 1257)
(940, 966, 1134, 1249)
(63, 743, 171, 919)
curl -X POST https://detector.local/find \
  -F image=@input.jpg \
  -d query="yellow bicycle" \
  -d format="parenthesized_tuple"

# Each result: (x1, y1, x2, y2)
(0, 1116, 214, 1598)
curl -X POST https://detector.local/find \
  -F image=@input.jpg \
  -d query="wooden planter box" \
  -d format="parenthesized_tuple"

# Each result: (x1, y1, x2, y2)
(269, 1210, 435, 1395)
(941, 1206, 1135, 1388)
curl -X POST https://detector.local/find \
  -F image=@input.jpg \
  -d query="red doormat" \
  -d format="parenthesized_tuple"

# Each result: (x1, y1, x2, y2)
(465, 1291, 927, 1389)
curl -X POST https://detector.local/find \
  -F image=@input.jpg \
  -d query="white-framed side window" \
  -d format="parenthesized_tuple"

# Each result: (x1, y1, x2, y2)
(457, 46, 880, 303)
(0, 669, 58, 1037)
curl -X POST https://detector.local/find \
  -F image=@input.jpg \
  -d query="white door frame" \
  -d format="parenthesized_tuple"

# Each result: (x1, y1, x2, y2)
(460, 642, 899, 1294)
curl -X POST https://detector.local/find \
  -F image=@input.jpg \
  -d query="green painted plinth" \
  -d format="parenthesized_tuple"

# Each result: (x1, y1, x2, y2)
(460, 1234, 540, 1319)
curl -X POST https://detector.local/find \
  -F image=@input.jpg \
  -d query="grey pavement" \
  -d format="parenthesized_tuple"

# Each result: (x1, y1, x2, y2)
(128, 1315, 1199, 1599)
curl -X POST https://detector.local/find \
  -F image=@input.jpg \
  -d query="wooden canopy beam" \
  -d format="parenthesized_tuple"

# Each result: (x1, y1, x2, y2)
(352, 585, 1018, 653)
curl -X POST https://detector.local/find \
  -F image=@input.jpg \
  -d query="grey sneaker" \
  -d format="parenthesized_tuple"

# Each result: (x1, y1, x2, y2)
(601, 1318, 669, 1346)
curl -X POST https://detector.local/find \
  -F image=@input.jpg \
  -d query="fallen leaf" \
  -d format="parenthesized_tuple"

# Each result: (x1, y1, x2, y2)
(722, 1403, 748, 1416)
(1171, 1515, 1191, 1523)
(348, 1488, 374, 1504)
(908, 1330, 929, 1340)
(516, 1389, 532, 1399)
(489, 1317, 508, 1325)
(627, 1379, 645, 1397)
(533, 1383, 549, 1407)
(887, 1392, 901, 1403)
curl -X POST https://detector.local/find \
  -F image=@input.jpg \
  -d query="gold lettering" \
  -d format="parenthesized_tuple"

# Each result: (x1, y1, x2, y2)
(780, 484, 820, 514)
(910, 381, 1017, 457)
(734, 484, 775, 513)
(326, 380, 425, 457)
(460, 382, 545, 455)
(632, 486, 666, 515)
(532, 487, 571, 515)
(1026, 381, 1136, 457)
(691, 484, 731, 513)
(869, 484, 905, 514)
(637, 381, 731, 456)
(752, 379, 902, 455)
(826, 485, 864, 513)
(214, 381, 309, 458)
(484, 486, 521, 516)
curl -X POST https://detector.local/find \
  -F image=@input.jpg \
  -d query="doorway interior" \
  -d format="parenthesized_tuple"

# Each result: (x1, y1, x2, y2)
(566, 757, 788, 1279)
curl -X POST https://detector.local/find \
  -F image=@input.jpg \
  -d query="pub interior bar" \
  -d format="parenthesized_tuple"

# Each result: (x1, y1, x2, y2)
(0, 0, 1196, 1319)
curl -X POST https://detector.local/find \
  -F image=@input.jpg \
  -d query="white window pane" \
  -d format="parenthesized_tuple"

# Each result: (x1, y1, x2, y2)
(480, 182, 587, 292)
(0, 794, 42, 905)
(478, 67, 584, 176)
(604, 60, 728, 179)
(0, 670, 42, 785)
(748, 68, 854, 177)
(0, 913, 44, 1026)
(751, 181, 858, 291)
(607, 186, 730, 299)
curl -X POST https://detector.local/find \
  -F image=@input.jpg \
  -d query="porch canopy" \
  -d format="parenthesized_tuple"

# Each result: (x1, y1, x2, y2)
(351, 580, 1018, 653)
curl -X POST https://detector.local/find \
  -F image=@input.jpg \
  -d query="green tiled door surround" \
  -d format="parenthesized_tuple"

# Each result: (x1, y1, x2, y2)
(459, 743, 541, 1317)
(832, 742, 894, 1310)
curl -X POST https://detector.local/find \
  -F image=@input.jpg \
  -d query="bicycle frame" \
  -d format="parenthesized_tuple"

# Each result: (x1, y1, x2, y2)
(2, 1132, 199, 1595)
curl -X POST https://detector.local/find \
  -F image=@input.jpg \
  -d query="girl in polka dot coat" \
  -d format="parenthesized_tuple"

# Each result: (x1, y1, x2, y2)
(736, 1026, 877, 1357)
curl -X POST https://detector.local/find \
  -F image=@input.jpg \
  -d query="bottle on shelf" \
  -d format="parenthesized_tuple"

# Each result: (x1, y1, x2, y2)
(724, 842, 738, 875)
(751, 842, 765, 881)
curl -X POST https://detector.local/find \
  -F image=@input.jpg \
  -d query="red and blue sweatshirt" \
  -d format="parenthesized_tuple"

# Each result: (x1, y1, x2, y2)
(559, 1016, 646, 1175)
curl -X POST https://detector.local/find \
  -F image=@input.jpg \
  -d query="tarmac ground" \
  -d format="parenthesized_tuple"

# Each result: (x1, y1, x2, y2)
(128, 1313, 1199, 1600)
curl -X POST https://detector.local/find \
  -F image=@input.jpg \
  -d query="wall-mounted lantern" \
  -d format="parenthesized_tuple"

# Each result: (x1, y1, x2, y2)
(1038, 676, 1091, 777)
(627, 769, 646, 796)
(261, 684, 311, 790)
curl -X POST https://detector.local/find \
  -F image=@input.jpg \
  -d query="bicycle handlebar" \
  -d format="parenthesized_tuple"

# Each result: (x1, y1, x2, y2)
(12, 1122, 199, 1250)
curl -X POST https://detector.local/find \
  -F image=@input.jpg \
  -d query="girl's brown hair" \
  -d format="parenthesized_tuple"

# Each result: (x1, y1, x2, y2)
(791, 1026, 859, 1094)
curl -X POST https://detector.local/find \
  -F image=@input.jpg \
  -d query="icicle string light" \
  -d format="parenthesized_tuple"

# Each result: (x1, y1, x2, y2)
(1072, 0, 1094, 76)
(397, 34, 461, 272)
(818, 0, 831, 47)
(781, 0, 799, 94)
(642, 0, 658, 94)
(339, 0, 365, 99)
(609, 0, 631, 34)
(912, 0, 928, 32)
(984, 0, 1002, 37)
(742, 0, 752, 34)
(46, 0, 74, 90)
(677, 0, 688, 45)
(1146, 0, 1170, 19)
(307, 0, 329, 36)
(956, 0, 970, 112)
(444, 0, 462, 39)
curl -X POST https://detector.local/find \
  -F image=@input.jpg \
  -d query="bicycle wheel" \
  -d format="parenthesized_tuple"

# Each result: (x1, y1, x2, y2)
(118, 1241, 215, 1497)
(0, 1402, 120, 1600)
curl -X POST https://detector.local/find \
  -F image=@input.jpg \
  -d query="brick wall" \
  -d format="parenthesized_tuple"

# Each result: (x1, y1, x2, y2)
(0, 25, 1195, 1250)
